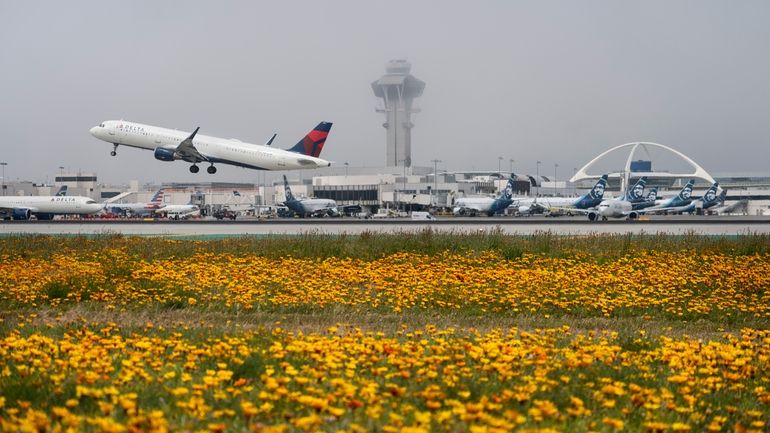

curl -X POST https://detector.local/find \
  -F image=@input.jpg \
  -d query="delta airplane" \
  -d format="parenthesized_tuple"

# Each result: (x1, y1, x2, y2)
(453, 174, 516, 216)
(0, 195, 103, 220)
(282, 175, 338, 217)
(90, 120, 333, 174)
(107, 190, 165, 216)
(516, 174, 609, 215)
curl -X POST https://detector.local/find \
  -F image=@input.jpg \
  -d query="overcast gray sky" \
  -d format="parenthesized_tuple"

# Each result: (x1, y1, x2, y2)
(1, 1, 768, 185)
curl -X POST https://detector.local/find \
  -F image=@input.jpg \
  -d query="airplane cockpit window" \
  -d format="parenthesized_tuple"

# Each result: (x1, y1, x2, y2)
(99, 123, 104, 127)
(86, 200, 97, 204)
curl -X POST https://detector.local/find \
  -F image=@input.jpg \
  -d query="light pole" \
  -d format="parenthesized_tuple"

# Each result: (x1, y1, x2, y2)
(431, 159, 441, 207)
(497, 156, 503, 175)
(344, 162, 349, 177)
(509, 159, 515, 174)
(554, 163, 559, 196)
(0, 162, 7, 196)
(573, 167, 577, 195)
(536, 161, 541, 196)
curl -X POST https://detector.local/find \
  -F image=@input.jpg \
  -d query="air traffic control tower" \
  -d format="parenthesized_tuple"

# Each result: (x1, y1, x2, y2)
(372, 59, 425, 167)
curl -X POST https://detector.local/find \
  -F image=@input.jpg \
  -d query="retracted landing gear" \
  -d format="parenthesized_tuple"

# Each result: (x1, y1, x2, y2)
(207, 165, 217, 174)
(110, 143, 118, 156)
(189, 165, 200, 173)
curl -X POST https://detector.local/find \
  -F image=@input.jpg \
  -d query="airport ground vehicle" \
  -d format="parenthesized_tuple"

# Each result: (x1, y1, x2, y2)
(213, 208, 237, 220)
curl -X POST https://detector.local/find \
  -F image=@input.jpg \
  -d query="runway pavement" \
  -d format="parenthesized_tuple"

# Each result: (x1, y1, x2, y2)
(2, 216, 769, 236)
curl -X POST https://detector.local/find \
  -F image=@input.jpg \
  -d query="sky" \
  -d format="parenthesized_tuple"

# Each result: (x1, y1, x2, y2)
(1, 1, 769, 185)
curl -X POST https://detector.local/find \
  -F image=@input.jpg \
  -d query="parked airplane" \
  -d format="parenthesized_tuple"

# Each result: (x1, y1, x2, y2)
(631, 188, 658, 211)
(516, 174, 609, 215)
(107, 190, 165, 217)
(660, 182, 724, 214)
(0, 196, 103, 220)
(453, 174, 516, 216)
(587, 180, 694, 221)
(645, 180, 695, 212)
(90, 120, 333, 173)
(281, 175, 339, 217)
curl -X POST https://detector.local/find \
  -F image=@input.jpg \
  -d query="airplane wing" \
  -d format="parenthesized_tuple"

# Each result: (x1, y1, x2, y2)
(175, 127, 209, 163)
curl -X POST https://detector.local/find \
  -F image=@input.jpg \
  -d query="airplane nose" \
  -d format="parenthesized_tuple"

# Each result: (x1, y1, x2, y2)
(89, 126, 98, 136)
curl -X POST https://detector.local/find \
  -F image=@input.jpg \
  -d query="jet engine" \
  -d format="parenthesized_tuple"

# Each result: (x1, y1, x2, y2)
(518, 205, 531, 215)
(587, 211, 598, 221)
(154, 147, 176, 162)
(628, 212, 639, 220)
(12, 208, 31, 220)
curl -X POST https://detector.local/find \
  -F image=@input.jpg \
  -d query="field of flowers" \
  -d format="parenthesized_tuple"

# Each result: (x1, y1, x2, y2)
(0, 233, 768, 432)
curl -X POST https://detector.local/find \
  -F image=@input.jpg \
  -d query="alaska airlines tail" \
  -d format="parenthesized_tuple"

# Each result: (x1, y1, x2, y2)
(588, 175, 609, 200)
(626, 176, 647, 201)
(287, 122, 333, 158)
(282, 175, 296, 202)
(702, 182, 719, 204)
(499, 174, 516, 201)
(677, 180, 695, 201)
(645, 187, 658, 201)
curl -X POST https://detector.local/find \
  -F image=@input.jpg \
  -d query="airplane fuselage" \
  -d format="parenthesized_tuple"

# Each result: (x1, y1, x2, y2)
(0, 196, 103, 219)
(90, 120, 331, 171)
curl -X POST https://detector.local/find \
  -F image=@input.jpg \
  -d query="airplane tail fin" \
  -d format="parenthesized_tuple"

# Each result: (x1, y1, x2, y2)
(588, 175, 609, 200)
(626, 176, 647, 201)
(55, 185, 68, 197)
(678, 180, 695, 201)
(499, 173, 516, 200)
(645, 187, 658, 201)
(702, 182, 719, 204)
(286, 122, 333, 158)
(282, 175, 296, 202)
(150, 189, 165, 207)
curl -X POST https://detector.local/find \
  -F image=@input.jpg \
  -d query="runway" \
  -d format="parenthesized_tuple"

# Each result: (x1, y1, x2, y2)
(2, 216, 769, 236)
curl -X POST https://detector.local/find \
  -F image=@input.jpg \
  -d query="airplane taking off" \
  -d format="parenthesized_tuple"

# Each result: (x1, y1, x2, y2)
(282, 175, 339, 217)
(90, 120, 333, 174)
(453, 174, 517, 216)
(0, 196, 103, 220)
(108, 190, 165, 216)
(516, 174, 608, 215)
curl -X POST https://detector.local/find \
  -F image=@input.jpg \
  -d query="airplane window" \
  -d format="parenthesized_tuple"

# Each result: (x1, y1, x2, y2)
(99, 123, 104, 127)
(86, 200, 97, 204)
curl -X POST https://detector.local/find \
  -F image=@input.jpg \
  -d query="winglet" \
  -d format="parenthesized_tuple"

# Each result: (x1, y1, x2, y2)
(187, 127, 200, 141)
(265, 133, 277, 146)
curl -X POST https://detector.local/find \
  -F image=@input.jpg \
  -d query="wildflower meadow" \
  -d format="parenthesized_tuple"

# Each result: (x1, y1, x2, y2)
(0, 232, 768, 432)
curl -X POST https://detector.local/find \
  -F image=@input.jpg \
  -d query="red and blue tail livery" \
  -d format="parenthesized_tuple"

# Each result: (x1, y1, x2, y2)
(287, 122, 333, 158)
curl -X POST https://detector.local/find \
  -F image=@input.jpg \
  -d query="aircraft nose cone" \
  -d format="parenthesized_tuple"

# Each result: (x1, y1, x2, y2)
(89, 126, 98, 136)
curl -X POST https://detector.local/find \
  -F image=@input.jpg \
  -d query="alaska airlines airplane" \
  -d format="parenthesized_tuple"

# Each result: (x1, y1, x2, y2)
(658, 182, 723, 214)
(516, 174, 608, 215)
(0, 196, 103, 220)
(90, 120, 333, 174)
(453, 174, 517, 216)
(588, 180, 695, 221)
(282, 175, 339, 217)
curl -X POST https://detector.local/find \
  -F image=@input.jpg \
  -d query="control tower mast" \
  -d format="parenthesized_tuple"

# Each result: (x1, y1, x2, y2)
(371, 59, 425, 167)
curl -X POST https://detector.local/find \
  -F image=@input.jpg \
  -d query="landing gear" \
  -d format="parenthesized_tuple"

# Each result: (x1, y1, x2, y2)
(189, 165, 200, 173)
(207, 165, 217, 174)
(110, 143, 118, 156)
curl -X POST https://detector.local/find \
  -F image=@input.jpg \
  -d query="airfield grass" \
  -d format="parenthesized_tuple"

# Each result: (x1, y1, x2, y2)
(0, 232, 769, 432)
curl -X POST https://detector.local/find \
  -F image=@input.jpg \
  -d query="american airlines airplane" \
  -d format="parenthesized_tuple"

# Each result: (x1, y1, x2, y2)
(90, 120, 333, 174)
(0, 196, 103, 220)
